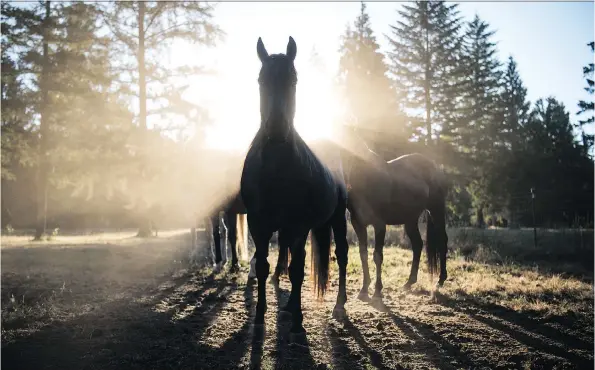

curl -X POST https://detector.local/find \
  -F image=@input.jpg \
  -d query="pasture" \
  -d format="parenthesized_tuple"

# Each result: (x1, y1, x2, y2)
(1, 227, 593, 370)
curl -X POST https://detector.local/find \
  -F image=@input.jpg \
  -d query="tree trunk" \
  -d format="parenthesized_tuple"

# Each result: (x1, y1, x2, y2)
(476, 206, 485, 229)
(138, 1, 146, 129)
(34, 0, 51, 241)
(134, 1, 150, 238)
(423, 7, 432, 147)
(136, 219, 153, 238)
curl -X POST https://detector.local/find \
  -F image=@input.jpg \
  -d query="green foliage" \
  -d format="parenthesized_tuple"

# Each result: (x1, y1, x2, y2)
(576, 41, 594, 153)
(1, 1, 592, 231)
(98, 1, 223, 130)
(386, 0, 464, 145)
(338, 2, 404, 136)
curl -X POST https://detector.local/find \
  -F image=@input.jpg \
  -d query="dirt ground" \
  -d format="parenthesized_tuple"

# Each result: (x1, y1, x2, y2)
(1, 231, 593, 370)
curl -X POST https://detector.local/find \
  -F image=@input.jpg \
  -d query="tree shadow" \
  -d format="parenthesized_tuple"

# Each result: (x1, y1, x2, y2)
(327, 321, 367, 370)
(1, 271, 251, 370)
(386, 307, 482, 370)
(334, 316, 386, 369)
(265, 279, 317, 370)
(434, 291, 594, 368)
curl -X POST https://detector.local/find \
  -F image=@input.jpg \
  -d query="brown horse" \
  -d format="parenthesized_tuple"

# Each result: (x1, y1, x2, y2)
(335, 128, 449, 303)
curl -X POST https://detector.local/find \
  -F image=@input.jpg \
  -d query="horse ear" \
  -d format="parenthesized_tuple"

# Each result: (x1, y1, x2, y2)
(286, 36, 297, 62)
(257, 37, 268, 62)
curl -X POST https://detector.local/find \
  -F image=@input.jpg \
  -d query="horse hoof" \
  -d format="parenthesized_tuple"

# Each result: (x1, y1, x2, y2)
(402, 282, 413, 291)
(357, 291, 370, 302)
(229, 264, 240, 273)
(332, 306, 347, 321)
(279, 310, 293, 321)
(290, 325, 306, 335)
(371, 296, 388, 312)
(436, 280, 445, 288)
(213, 263, 223, 274)
(255, 312, 266, 325)
(270, 276, 280, 286)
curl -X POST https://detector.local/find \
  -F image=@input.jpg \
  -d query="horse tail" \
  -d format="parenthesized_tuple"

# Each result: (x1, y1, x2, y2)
(236, 213, 249, 261)
(310, 225, 332, 299)
(426, 168, 448, 278)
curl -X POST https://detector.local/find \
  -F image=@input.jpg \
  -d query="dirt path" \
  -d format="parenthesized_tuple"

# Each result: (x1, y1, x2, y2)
(1, 235, 593, 370)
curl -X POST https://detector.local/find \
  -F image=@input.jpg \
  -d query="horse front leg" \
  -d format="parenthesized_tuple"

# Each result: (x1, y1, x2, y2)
(248, 215, 272, 325)
(284, 231, 308, 334)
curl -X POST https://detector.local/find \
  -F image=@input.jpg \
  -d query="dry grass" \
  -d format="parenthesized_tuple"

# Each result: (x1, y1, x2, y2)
(1, 228, 593, 369)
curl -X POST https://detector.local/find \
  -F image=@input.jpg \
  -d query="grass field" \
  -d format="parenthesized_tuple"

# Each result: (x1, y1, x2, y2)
(1, 228, 593, 369)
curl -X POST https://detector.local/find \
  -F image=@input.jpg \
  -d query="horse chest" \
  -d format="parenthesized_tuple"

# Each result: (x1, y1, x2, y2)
(241, 144, 337, 227)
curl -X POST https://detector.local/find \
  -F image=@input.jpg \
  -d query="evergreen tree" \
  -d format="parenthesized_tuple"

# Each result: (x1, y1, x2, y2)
(1, 6, 36, 182)
(520, 98, 593, 226)
(338, 2, 402, 137)
(576, 41, 594, 153)
(386, 1, 464, 146)
(2, 2, 137, 237)
(98, 1, 223, 131)
(98, 1, 223, 236)
(457, 14, 503, 227)
(494, 56, 531, 226)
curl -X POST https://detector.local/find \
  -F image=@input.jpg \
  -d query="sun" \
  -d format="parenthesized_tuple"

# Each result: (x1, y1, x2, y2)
(185, 57, 343, 152)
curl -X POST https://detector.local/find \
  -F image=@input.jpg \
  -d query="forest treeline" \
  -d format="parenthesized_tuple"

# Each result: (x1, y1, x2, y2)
(1, 1, 593, 237)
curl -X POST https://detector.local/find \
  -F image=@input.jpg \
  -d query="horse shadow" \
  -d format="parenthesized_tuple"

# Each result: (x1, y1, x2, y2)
(431, 290, 594, 368)
(1, 270, 254, 370)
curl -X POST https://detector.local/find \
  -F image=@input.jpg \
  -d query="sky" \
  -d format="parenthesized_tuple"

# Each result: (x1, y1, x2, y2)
(171, 2, 595, 150)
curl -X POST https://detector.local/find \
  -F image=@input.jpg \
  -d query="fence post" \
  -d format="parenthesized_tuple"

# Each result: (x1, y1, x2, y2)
(530, 188, 537, 249)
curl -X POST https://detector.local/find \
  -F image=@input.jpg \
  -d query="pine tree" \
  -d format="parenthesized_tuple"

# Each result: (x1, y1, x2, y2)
(338, 2, 401, 138)
(98, 1, 222, 131)
(1, 5, 36, 182)
(457, 15, 502, 226)
(2, 2, 137, 236)
(494, 56, 531, 226)
(519, 98, 593, 226)
(386, 1, 464, 146)
(576, 41, 594, 153)
(98, 1, 223, 236)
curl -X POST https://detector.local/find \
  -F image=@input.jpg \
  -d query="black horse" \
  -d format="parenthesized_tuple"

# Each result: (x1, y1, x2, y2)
(208, 192, 290, 278)
(338, 128, 449, 303)
(207, 192, 249, 273)
(240, 36, 349, 333)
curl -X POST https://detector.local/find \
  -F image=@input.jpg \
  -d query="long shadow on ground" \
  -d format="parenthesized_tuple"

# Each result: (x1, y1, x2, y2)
(433, 291, 594, 369)
(1, 271, 253, 370)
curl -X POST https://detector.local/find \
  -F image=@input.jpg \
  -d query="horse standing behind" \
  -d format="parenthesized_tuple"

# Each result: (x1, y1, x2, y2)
(241, 36, 349, 334)
(338, 128, 449, 304)
(206, 193, 249, 273)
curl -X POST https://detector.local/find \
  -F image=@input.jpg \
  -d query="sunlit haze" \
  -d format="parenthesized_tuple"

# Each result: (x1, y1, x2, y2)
(167, 1, 594, 151)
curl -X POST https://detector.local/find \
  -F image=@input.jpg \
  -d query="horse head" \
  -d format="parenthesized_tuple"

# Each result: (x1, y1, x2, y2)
(256, 36, 298, 142)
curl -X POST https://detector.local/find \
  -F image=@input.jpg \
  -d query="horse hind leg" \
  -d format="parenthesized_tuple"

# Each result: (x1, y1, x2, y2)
(224, 211, 240, 273)
(428, 203, 448, 288)
(211, 214, 224, 273)
(372, 224, 386, 304)
(403, 220, 423, 290)
(352, 216, 371, 301)
(331, 203, 349, 320)
(271, 233, 289, 286)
